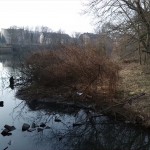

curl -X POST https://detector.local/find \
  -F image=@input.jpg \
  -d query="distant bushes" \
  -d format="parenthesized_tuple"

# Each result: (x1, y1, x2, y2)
(22, 45, 120, 97)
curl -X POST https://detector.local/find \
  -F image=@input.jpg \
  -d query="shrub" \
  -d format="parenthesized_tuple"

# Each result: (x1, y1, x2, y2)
(23, 45, 120, 96)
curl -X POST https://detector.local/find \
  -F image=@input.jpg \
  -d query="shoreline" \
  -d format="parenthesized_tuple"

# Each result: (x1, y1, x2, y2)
(16, 83, 150, 129)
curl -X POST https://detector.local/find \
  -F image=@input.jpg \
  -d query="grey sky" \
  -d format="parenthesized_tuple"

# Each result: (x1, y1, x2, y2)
(0, 0, 94, 35)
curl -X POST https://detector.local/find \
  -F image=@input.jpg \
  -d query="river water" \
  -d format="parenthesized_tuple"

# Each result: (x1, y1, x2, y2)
(0, 54, 150, 150)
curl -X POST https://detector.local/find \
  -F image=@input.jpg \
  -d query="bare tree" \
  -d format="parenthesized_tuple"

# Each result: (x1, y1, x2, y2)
(85, 0, 150, 62)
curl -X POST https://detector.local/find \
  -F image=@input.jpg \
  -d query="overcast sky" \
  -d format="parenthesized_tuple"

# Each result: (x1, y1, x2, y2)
(0, 0, 94, 35)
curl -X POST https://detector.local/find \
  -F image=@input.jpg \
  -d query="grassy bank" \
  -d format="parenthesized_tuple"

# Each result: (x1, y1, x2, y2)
(119, 62, 150, 127)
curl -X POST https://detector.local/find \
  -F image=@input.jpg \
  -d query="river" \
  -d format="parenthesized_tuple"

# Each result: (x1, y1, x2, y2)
(0, 54, 150, 150)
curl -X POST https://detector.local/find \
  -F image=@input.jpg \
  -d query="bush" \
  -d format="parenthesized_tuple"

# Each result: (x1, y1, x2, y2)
(23, 45, 120, 96)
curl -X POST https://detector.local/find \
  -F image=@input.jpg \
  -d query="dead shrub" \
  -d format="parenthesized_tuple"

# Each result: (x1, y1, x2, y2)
(23, 46, 120, 97)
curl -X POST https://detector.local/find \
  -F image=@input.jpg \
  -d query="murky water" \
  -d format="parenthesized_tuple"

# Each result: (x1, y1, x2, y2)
(0, 54, 150, 150)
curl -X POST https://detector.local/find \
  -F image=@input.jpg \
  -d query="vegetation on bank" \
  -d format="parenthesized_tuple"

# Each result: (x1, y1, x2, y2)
(17, 45, 119, 101)
(16, 45, 150, 128)
(14, 0, 150, 126)
(7, 0, 150, 129)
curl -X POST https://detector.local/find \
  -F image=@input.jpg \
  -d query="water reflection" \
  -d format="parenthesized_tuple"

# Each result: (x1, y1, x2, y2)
(10, 97, 150, 150)
(0, 54, 150, 150)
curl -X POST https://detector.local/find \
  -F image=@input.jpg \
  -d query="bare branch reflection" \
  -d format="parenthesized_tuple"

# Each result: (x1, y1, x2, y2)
(11, 100, 150, 150)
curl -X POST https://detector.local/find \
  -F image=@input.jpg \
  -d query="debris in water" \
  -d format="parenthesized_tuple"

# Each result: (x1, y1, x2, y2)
(37, 127, 43, 132)
(0, 101, 4, 107)
(4, 125, 16, 131)
(40, 123, 46, 128)
(73, 123, 83, 127)
(54, 117, 61, 122)
(3, 146, 8, 150)
(1, 129, 12, 136)
(22, 123, 30, 131)
(8, 140, 11, 145)
(9, 76, 14, 89)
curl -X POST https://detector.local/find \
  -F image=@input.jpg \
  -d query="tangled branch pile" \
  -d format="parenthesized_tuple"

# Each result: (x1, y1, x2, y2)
(22, 46, 120, 97)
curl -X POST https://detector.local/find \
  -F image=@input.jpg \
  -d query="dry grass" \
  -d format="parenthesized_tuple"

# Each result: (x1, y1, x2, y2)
(22, 45, 120, 98)
(120, 63, 150, 95)
(119, 62, 150, 126)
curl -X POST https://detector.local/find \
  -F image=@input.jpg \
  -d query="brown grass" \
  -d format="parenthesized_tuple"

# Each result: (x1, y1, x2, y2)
(119, 62, 150, 127)
(22, 45, 120, 98)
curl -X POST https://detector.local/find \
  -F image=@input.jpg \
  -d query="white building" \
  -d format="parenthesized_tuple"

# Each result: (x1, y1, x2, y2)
(1, 28, 11, 44)
(1, 28, 25, 45)
(39, 32, 71, 45)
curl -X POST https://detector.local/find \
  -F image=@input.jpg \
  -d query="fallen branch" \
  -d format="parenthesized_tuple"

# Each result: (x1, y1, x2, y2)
(100, 93, 146, 113)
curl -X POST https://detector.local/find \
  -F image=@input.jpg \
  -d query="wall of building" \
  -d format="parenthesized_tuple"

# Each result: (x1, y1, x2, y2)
(1, 29, 11, 44)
